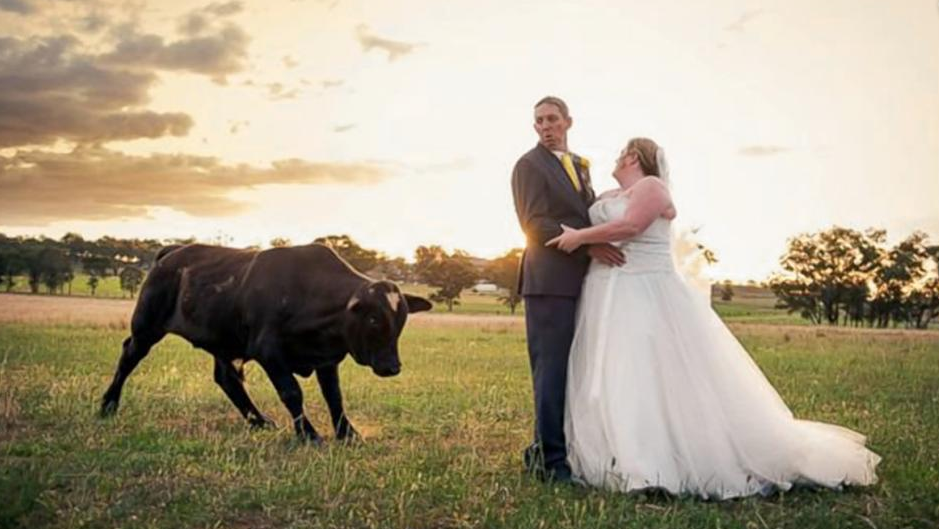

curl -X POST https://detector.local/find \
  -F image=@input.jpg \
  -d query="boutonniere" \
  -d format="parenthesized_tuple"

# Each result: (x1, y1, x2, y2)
(577, 156, 590, 171)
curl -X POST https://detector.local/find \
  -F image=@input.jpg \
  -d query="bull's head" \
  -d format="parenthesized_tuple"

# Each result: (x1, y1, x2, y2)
(343, 280, 432, 377)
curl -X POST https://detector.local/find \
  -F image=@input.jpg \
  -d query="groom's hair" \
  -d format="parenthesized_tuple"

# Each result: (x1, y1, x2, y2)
(535, 96, 570, 119)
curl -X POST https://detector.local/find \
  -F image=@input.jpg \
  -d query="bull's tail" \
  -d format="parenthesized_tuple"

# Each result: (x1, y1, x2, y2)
(155, 244, 184, 263)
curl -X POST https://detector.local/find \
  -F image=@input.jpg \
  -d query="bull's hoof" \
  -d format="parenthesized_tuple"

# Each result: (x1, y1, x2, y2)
(298, 432, 324, 446)
(99, 399, 119, 418)
(247, 414, 276, 430)
(336, 424, 361, 444)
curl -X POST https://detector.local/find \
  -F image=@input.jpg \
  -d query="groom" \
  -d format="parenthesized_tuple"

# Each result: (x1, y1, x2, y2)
(511, 96, 624, 482)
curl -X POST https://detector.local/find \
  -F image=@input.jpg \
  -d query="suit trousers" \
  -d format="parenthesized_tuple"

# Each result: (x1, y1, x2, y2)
(523, 294, 577, 472)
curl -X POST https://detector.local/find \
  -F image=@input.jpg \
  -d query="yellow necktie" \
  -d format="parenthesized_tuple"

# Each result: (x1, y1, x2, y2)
(561, 153, 581, 192)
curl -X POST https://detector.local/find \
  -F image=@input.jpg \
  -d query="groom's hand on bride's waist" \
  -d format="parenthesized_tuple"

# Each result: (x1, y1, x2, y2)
(587, 244, 626, 267)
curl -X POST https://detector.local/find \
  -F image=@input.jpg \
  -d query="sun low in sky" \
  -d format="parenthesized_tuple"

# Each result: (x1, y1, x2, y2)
(1, 0, 937, 281)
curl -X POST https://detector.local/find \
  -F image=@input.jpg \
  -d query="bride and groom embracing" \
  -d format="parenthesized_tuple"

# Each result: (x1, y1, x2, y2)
(510, 96, 881, 499)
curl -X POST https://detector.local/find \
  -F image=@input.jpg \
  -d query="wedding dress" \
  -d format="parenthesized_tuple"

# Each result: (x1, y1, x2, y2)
(564, 193, 881, 499)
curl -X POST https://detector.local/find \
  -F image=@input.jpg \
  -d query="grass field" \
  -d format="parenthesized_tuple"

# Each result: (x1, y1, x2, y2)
(1, 300, 938, 528)
(3, 278, 807, 325)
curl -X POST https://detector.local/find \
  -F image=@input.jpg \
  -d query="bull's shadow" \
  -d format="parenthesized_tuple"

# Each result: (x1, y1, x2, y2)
(100, 243, 432, 444)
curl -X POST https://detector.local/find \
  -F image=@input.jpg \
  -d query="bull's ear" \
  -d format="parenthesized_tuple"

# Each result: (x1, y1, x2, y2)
(403, 294, 432, 313)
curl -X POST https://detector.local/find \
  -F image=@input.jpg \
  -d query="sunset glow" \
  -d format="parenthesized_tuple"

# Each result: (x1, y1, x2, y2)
(1, 0, 937, 281)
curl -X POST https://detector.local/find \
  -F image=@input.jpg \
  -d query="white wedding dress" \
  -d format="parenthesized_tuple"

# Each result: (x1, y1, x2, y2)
(564, 193, 881, 499)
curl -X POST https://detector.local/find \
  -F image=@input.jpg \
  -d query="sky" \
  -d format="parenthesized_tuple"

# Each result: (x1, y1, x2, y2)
(1, 0, 937, 281)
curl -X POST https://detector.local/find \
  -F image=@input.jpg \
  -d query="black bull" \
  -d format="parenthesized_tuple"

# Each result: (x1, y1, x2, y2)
(100, 243, 432, 443)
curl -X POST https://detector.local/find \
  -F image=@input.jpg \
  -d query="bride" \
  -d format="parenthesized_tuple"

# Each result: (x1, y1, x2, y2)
(546, 137, 881, 499)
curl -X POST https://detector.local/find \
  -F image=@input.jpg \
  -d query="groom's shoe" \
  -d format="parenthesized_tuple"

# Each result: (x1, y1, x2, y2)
(522, 443, 545, 477)
(544, 463, 575, 486)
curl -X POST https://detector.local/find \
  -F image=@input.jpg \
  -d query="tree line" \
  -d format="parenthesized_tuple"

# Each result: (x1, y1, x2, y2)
(0, 233, 178, 297)
(0, 233, 524, 313)
(769, 227, 939, 329)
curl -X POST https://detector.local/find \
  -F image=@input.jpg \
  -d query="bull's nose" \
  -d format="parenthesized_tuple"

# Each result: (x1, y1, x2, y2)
(375, 365, 400, 377)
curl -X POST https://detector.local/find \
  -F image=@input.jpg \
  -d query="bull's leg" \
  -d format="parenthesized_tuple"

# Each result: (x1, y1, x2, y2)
(100, 331, 164, 416)
(259, 360, 323, 444)
(315, 364, 359, 441)
(213, 358, 275, 429)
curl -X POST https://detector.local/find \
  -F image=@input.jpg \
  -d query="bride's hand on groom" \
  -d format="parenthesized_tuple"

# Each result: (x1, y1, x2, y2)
(587, 243, 626, 267)
(546, 226, 626, 266)
(545, 224, 582, 253)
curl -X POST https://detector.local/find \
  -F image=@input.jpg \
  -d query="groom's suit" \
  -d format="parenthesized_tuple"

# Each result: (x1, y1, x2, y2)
(511, 143, 595, 476)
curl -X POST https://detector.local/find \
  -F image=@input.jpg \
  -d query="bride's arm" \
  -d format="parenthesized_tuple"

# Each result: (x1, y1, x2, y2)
(547, 178, 673, 252)
(581, 180, 672, 243)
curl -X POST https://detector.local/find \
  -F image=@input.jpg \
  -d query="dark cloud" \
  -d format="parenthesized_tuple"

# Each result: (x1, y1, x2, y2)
(0, 36, 193, 148)
(0, 146, 393, 225)
(0, 0, 35, 15)
(738, 145, 790, 157)
(724, 9, 764, 32)
(102, 24, 250, 83)
(355, 25, 421, 62)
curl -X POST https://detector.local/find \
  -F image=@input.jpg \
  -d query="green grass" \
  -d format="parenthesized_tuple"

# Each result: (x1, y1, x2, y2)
(5, 273, 127, 298)
(400, 283, 523, 316)
(1, 322, 937, 528)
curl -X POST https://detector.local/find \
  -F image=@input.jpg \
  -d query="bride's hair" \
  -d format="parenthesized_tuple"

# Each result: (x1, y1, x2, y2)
(625, 137, 661, 177)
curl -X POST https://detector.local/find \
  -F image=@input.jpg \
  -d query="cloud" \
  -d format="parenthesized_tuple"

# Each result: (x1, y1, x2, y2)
(0, 146, 394, 225)
(204, 1, 243, 17)
(228, 120, 249, 134)
(724, 9, 764, 32)
(179, 1, 244, 36)
(179, 13, 210, 36)
(738, 145, 790, 157)
(411, 157, 474, 173)
(102, 24, 250, 83)
(0, 0, 35, 15)
(355, 25, 421, 62)
(282, 54, 298, 68)
(0, 36, 194, 148)
(80, 11, 110, 33)
(321, 79, 344, 88)
(266, 82, 300, 100)
(333, 124, 355, 133)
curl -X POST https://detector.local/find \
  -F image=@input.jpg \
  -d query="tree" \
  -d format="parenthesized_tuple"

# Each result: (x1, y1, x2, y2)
(908, 243, 939, 329)
(87, 275, 100, 296)
(38, 247, 72, 294)
(0, 245, 24, 293)
(370, 256, 413, 282)
(770, 227, 883, 326)
(20, 240, 47, 294)
(83, 255, 112, 296)
(120, 266, 145, 298)
(870, 232, 930, 328)
(719, 280, 735, 302)
(413, 245, 478, 312)
(270, 237, 292, 248)
(314, 234, 383, 273)
(486, 248, 523, 314)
